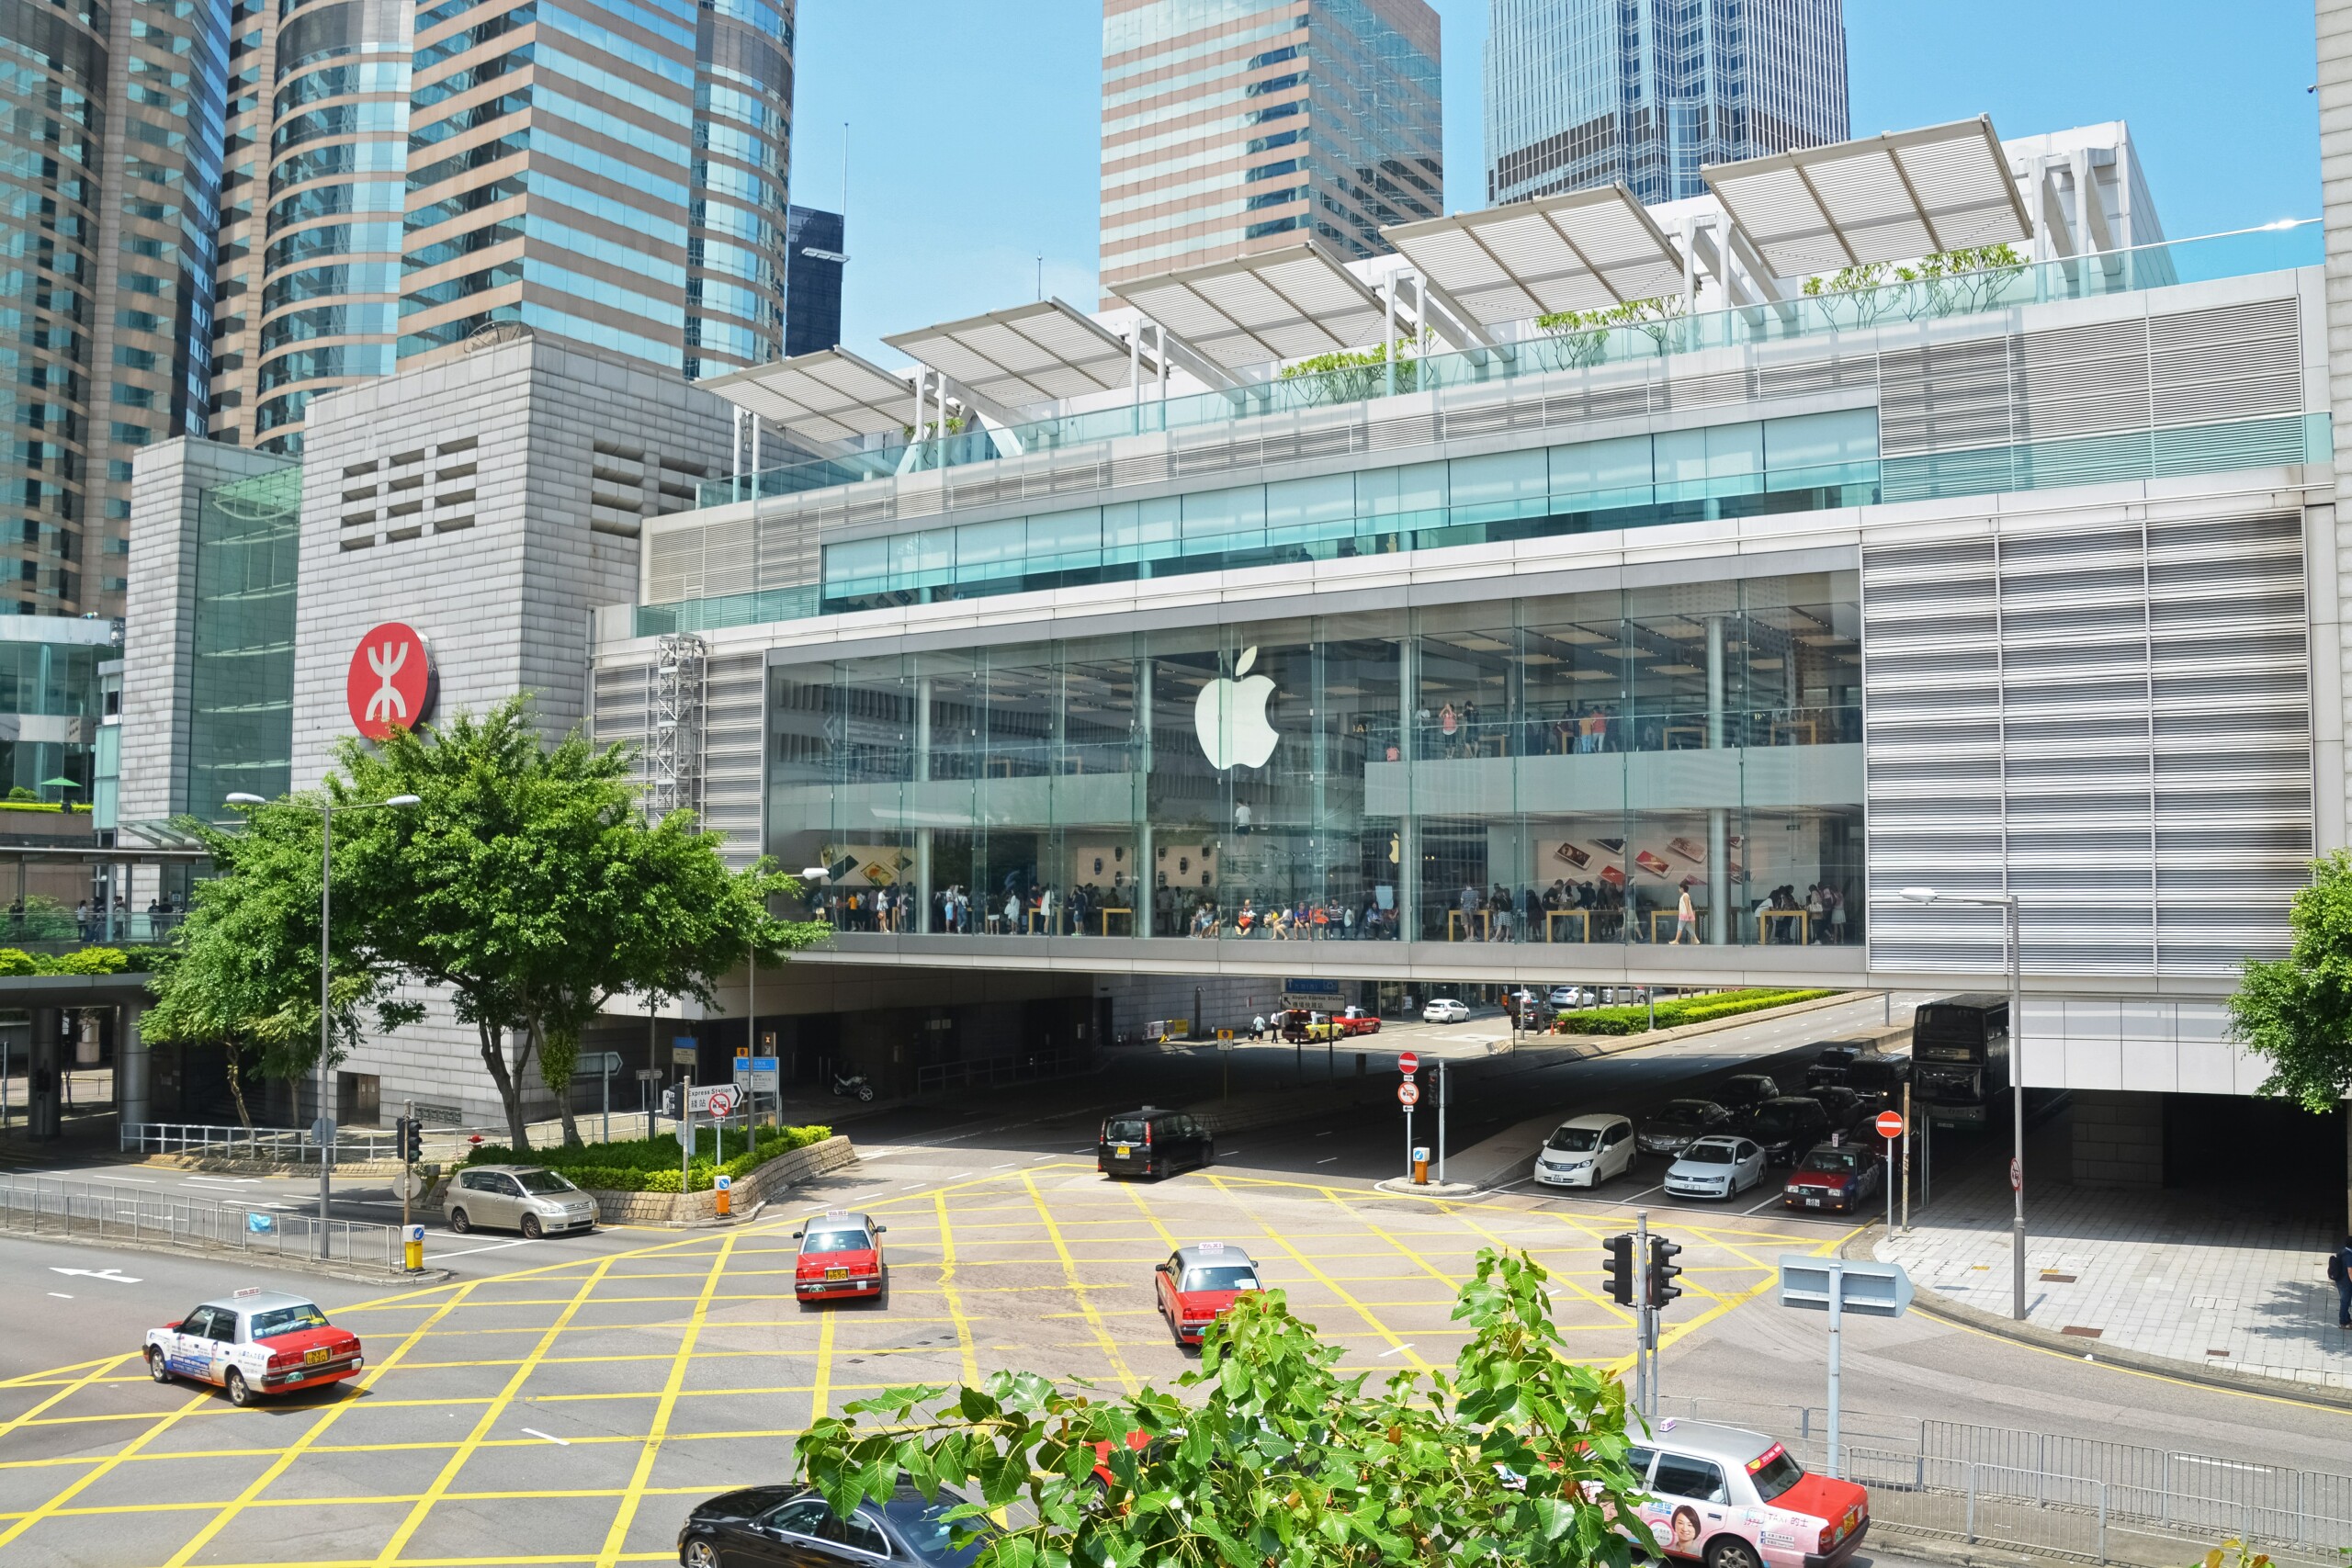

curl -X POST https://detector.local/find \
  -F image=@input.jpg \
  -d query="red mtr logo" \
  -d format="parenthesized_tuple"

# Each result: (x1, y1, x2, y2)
(346, 622, 438, 740)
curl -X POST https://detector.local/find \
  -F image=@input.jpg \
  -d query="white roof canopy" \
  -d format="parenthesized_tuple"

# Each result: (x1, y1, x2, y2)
(1703, 117, 2033, 281)
(701, 347, 912, 446)
(883, 299, 1138, 410)
(1114, 241, 1388, 372)
(1382, 184, 1687, 327)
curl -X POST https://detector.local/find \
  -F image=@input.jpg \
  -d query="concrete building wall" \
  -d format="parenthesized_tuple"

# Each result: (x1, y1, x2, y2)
(2069, 1089, 2165, 1189)
(2322, 0, 2352, 852)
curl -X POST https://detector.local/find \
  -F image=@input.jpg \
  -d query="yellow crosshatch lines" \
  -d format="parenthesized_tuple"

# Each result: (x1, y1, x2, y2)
(0, 1161, 1869, 1568)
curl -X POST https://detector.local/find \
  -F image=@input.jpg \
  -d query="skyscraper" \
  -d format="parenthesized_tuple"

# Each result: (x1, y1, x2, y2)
(783, 205, 843, 357)
(1486, 0, 1849, 207)
(208, 0, 799, 457)
(1099, 0, 1442, 298)
(0, 1, 229, 618)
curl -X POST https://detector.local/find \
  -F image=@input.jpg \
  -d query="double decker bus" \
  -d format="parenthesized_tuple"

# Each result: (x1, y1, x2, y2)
(1910, 993, 2010, 1127)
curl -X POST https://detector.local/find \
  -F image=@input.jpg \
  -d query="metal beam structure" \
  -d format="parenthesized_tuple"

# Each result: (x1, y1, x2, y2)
(1381, 184, 1687, 327)
(702, 348, 915, 447)
(1114, 240, 1389, 372)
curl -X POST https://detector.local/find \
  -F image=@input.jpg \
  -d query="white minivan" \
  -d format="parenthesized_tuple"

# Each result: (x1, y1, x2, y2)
(1531, 1114, 1636, 1188)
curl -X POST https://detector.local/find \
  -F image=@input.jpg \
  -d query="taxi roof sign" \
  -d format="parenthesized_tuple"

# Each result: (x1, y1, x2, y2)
(234, 1286, 262, 1296)
(1197, 1241, 1224, 1252)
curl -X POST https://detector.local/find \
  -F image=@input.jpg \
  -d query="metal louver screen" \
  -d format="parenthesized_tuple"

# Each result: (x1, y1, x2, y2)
(699, 653, 766, 868)
(1863, 511, 2312, 978)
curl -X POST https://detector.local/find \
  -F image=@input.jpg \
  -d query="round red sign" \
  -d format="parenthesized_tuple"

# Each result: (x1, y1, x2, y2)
(1875, 1111, 1905, 1140)
(346, 622, 437, 740)
(1397, 1081, 1420, 1106)
(1397, 1051, 1419, 1076)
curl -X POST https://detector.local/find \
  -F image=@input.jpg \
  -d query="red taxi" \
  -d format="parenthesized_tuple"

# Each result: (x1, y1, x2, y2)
(792, 1210, 888, 1305)
(1781, 1142, 1885, 1215)
(1626, 1419, 1868, 1568)
(1152, 1241, 1261, 1348)
(143, 1289, 363, 1406)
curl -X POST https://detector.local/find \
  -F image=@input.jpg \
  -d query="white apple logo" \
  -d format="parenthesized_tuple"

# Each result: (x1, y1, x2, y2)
(1194, 646, 1280, 770)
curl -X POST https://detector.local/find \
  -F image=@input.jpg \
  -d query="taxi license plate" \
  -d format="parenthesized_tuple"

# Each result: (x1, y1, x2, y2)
(1115, 1144, 1131, 1158)
(303, 1348, 330, 1366)
(825, 1267, 849, 1281)
(1805, 1197, 1822, 1208)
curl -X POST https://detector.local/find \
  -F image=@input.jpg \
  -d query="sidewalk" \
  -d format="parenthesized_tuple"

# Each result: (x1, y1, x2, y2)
(1876, 1125, 2350, 1392)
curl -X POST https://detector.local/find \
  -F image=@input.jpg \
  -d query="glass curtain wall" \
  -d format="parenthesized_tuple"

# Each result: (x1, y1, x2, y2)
(184, 466, 300, 818)
(768, 572, 1865, 949)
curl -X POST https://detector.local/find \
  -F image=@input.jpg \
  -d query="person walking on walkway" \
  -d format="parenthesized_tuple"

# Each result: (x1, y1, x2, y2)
(2331, 1235, 2352, 1328)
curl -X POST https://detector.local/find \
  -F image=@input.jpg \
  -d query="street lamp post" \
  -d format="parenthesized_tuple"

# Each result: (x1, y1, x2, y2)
(229, 790, 421, 1258)
(1898, 886, 2026, 1320)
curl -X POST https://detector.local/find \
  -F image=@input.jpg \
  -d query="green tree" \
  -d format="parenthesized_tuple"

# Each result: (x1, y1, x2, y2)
(796, 1249, 1648, 1568)
(2226, 849, 2352, 1224)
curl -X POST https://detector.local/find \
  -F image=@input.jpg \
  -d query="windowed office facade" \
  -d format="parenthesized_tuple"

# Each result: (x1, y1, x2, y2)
(767, 570, 1863, 953)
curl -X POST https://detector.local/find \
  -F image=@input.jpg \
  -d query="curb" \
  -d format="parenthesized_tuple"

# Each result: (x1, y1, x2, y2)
(1372, 1178, 1479, 1199)
(1838, 1227, 2352, 1411)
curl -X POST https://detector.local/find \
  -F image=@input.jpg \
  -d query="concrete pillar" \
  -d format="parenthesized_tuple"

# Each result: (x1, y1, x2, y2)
(1136, 659, 1155, 938)
(913, 674, 933, 929)
(28, 1005, 59, 1140)
(118, 999, 149, 1133)
(1396, 635, 1419, 939)
(1706, 615, 1730, 945)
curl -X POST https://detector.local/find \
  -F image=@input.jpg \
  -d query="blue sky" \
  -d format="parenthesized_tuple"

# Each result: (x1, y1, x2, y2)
(790, 1, 2320, 363)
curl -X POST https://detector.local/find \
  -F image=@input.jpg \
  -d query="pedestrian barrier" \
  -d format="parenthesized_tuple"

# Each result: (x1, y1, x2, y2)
(0, 1173, 405, 1275)
(120, 1120, 400, 1164)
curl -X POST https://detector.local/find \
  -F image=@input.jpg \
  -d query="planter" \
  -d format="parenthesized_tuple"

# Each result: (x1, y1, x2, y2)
(580, 1134, 860, 1226)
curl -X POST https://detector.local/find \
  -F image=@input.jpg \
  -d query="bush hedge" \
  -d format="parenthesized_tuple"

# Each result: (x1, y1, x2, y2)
(1552, 987, 1838, 1037)
(462, 1121, 831, 1193)
(0, 946, 132, 976)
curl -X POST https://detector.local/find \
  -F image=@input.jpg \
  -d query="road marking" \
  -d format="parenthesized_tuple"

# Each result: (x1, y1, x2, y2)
(1740, 1192, 1789, 1215)
(933, 1190, 979, 1384)
(425, 1237, 539, 1261)
(1315, 1130, 1335, 1137)
(808, 1295, 839, 1422)
(1317, 1156, 1339, 1164)
(1377, 1343, 1415, 1358)
(593, 1233, 737, 1568)
(49, 1267, 139, 1283)
(1018, 1168, 1136, 1393)
(45, 1293, 69, 1300)
(989, 1161, 1015, 1169)
(520, 1427, 570, 1446)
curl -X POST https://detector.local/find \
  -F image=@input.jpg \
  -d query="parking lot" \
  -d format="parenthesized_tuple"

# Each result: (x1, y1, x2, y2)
(0, 1156, 1860, 1568)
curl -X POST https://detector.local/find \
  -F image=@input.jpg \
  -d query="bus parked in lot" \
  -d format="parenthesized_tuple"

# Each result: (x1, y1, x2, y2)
(1910, 994, 2009, 1127)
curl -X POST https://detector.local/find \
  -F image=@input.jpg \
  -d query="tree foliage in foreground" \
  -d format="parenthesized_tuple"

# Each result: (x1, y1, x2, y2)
(2227, 849, 2352, 1114)
(796, 1249, 1649, 1568)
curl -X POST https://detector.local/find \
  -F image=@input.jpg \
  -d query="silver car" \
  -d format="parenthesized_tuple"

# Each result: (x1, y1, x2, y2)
(443, 1165, 599, 1237)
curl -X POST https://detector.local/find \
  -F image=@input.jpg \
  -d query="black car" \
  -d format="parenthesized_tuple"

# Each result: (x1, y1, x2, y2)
(1715, 1073, 1781, 1120)
(1844, 1055, 1912, 1112)
(1803, 1084, 1869, 1134)
(1746, 1096, 1834, 1166)
(1635, 1098, 1736, 1156)
(680, 1483, 989, 1568)
(1098, 1108, 1214, 1179)
(1802, 1038, 1883, 1090)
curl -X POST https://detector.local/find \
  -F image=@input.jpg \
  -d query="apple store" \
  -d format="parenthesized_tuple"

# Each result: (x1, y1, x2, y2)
(764, 569, 1864, 951)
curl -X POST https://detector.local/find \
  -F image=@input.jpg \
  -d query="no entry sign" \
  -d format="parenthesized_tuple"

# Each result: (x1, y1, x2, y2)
(1397, 1051, 1419, 1076)
(1874, 1111, 1905, 1140)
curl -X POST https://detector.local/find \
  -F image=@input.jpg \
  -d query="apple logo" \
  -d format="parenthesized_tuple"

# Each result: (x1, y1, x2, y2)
(1194, 646, 1280, 770)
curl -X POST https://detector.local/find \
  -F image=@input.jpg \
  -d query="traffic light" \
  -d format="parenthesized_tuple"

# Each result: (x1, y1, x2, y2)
(660, 1086, 682, 1119)
(1646, 1235, 1683, 1309)
(396, 1117, 422, 1164)
(1601, 1233, 1634, 1305)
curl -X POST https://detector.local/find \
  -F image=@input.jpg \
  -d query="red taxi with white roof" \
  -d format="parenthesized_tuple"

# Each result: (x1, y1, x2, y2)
(793, 1209, 888, 1304)
(143, 1288, 363, 1406)
(1152, 1241, 1261, 1348)
(1626, 1418, 1868, 1568)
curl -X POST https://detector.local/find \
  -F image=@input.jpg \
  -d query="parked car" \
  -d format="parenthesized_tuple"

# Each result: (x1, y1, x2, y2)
(1803, 1039, 1883, 1090)
(1423, 998, 1470, 1023)
(1715, 1073, 1781, 1120)
(1636, 1099, 1736, 1156)
(1746, 1097, 1834, 1166)
(1335, 1006, 1382, 1036)
(1782, 1143, 1886, 1214)
(1844, 1055, 1912, 1112)
(442, 1165, 599, 1237)
(1098, 1108, 1214, 1179)
(1623, 1418, 1870, 1568)
(677, 1483, 993, 1568)
(1547, 985, 1588, 1008)
(1664, 1135, 1768, 1200)
(1802, 1084, 1868, 1134)
(1530, 1114, 1636, 1189)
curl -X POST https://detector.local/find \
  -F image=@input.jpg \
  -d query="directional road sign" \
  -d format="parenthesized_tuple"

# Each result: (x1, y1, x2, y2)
(581, 1051, 624, 1078)
(1397, 1080, 1421, 1106)
(1874, 1110, 1904, 1140)
(687, 1084, 738, 1118)
(1777, 1257, 1914, 1317)
(1397, 1050, 1419, 1076)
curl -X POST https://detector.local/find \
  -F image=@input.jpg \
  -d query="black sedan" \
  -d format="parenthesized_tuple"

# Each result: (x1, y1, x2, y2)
(1803, 1084, 1869, 1135)
(1715, 1073, 1781, 1120)
(1745, 1095, 1833, 1166)
(681, 1483, 989, 1568)
(1635, 1098, 1736, 1156)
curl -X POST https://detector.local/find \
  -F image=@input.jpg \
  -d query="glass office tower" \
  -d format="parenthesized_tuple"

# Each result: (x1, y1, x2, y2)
(1486, 0, 1849, 206)
(783, 204, 842, 357)
(0, 0, 228, 619)
(1100, 0, 1442, 297)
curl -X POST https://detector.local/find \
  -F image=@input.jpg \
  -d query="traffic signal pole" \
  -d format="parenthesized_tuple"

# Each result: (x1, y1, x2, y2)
(1634, 1209, 1651, 1419)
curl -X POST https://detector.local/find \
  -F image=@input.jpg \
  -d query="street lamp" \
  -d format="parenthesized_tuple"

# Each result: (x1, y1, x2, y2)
(228, 790, 421, 1258)
(1898, 885, 2026, 1321)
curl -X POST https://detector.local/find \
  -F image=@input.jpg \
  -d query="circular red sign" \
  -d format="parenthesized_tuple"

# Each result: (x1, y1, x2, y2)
(1397, 1081, 1420, 1106)
(2010, 1156, 2023, 1191)
(1397, 1051, 1419, 1076)
(346, 622, 437, 740)
(1875, 1111, 1905, 1140)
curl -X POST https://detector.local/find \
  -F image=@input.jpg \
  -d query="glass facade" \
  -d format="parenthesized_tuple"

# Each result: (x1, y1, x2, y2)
(1486, 0, 1848, 205)
(783, 204, 842, 357)
(1100, 0, 1442, 295)
(767, 574, 1863, 951)
(183, 465, 298, 818)
(0, 625, 107, 800)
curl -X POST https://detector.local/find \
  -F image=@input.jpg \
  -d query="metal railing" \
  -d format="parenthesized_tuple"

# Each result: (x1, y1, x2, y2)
(0, 1173, 404, 1274)
(119, 1121, 401, 1164)
(1644, 1396, 2352, 1562)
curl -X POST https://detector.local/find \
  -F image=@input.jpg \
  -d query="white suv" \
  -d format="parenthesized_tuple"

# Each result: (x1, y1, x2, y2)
(1422, 998, 1469, 1023)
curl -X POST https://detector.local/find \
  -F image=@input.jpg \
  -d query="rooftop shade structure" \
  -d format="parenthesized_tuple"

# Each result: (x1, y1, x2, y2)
(1702, 116, 2033, 280)
(883, 299, 1141, 409)
(1381, 184, 1688, 327)
(1114, 240, 1390, 372)
(701, 347, 913, 446)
